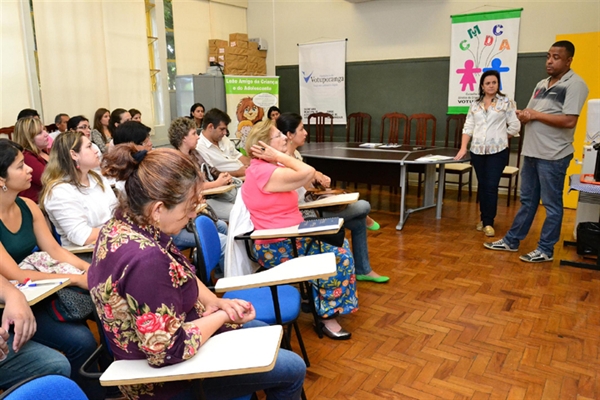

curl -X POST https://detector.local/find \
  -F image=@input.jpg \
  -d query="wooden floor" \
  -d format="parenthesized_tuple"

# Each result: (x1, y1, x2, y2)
(285, 185, 600, 400)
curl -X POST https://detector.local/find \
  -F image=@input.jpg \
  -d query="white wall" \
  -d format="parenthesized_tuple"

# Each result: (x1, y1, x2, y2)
(32, 0, 152, 128)
(248, 0, 600, 73)
(1, 1, 36, 127)
(173, 0, 247, 75)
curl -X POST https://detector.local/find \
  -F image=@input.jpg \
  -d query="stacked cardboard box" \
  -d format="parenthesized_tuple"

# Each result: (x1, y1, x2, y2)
(208, 39, 228, 67)
(207, 33, 267, 76)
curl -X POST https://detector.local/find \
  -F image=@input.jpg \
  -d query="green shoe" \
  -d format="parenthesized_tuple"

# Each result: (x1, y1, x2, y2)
(356, 274, 389, 283)
(367, 220, 380, 231)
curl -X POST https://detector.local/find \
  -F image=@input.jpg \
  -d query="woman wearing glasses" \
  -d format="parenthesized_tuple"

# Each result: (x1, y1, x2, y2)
(243, 121, 358, 340)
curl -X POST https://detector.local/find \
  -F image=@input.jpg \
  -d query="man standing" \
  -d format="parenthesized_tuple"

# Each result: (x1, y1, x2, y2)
(196, 108, 250, 177)
(484, 40, 589, 262)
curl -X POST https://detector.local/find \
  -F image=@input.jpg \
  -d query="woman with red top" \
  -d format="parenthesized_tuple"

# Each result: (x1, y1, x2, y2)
(12, 117, 50, 202)
(243, 120, 358, 340)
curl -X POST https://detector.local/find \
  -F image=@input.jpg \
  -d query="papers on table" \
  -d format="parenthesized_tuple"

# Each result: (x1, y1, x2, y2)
(379, 144, 402, 148)
(415, 155, 454, 162)
(358, 143, 383, 148)
(1, 278, 70, 307)
(298, 217, 342, 234)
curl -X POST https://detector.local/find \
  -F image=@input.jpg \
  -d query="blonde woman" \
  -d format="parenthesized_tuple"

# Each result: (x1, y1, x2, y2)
(12, 117, 50, 202)
(243, 120, 358, 340)
(40, 132, 117, 248)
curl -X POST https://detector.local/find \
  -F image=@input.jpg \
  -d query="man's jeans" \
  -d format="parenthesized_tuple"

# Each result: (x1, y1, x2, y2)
(503, 154, 573, 256)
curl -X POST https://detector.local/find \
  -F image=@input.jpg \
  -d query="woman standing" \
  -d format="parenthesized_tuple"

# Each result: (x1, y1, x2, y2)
(189, 103, 205, 131)
(12, 117, 50, 202)
(39, 132, 118, 248)
(89, 145, 306, 399)
(244, 120, 358, 339)
(279, 113, 389, 283)
(91, 108, 111, 153)
(455, 70, 520, 237)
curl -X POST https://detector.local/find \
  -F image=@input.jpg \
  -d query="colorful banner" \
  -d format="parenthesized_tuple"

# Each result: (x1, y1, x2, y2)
(448, 9, 522, 114)
(298, 40, 346, 124)
(224, 76, 279, 150)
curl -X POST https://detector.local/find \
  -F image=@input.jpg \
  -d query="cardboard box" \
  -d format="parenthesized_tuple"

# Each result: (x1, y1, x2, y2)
(225, 46, 248, 56)
(230, 40, 248, 49)
(229, 33, 249, 42)
(257, 50, 267, 58)
(248, 41, 259, 51)
(208, 39, 228, 48)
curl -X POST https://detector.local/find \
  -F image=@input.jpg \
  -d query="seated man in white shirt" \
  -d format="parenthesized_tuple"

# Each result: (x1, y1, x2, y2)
(49, 113, 69, 140)
(196, 108, 250, 177)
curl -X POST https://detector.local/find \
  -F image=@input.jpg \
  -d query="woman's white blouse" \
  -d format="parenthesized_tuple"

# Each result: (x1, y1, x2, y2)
(44, 174, 118, 247)
(462, 95, 521, 155)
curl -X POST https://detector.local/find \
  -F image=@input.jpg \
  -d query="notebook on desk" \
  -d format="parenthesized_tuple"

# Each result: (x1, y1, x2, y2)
(298, 217, 342, 234)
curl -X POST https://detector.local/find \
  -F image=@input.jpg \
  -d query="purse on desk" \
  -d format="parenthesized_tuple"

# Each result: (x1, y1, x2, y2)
(18, 252, 94, 322)
(304, 183, 347, 213)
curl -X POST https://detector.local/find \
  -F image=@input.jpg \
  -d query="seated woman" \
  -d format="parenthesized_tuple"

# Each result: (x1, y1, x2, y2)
(67, 116, 103, 163)
(12, 117, 50, 202)
(129, 108, 142, 122)
(0, 139, 102, 399)
(168, 118, 229, 271)
(243, 120, 358, 340)
(267, 106, 281, 121)
(90, 108, 111, 154)
(90, 144, 306, 400)
(39, 132, 118, 250)
(169, 117, 235, 221)
(189, 102, 205, 132)
(278, 113, 389, 283)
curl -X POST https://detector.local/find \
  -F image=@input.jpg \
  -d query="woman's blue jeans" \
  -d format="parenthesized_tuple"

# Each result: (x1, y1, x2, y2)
(470, 149, 509, 227)
(175, 320, 306, 400)
(322, 199, 372, 275)
(503, 154, 573, 256)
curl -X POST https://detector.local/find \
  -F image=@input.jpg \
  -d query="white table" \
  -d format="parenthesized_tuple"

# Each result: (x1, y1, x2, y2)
(0, 278, 70, 308)
(100, 325, 282, 386)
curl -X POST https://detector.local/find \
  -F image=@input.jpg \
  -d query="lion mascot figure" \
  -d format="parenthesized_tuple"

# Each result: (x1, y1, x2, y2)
(235, 96, 265, 150)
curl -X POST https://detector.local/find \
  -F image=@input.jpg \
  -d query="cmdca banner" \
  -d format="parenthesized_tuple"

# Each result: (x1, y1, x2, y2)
(298, 40, 347, 124)
(448, 9, 522, 114)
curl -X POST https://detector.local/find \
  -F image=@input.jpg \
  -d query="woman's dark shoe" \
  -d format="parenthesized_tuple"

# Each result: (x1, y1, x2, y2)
(314, 322, 351, 340)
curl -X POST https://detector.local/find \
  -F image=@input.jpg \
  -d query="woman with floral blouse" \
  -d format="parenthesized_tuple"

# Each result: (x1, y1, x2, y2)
(88, 144, 305, 400)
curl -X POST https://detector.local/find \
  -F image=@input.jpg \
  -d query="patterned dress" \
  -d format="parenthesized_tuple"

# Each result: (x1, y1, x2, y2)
(88, 213, 237, 399)
(243, 159, 358, 319)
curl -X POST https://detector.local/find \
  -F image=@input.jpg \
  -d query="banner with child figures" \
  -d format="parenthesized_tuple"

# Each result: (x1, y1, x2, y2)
(224, 76, 279, 153)
(448, 9, 522, 114)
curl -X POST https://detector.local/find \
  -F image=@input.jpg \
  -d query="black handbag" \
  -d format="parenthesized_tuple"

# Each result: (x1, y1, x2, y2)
(48, 287, 95, 322)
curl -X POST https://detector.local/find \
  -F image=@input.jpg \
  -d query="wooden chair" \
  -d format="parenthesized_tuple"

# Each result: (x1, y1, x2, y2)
(408, 113, 437, 197)
(379, 112, 408, 144)
(306, 112, 333, 143)
(439, 114, 472, 201)
(498, 130, 524, 206)
(346, 112, 372, 143)
(0, 125, 14, 140)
